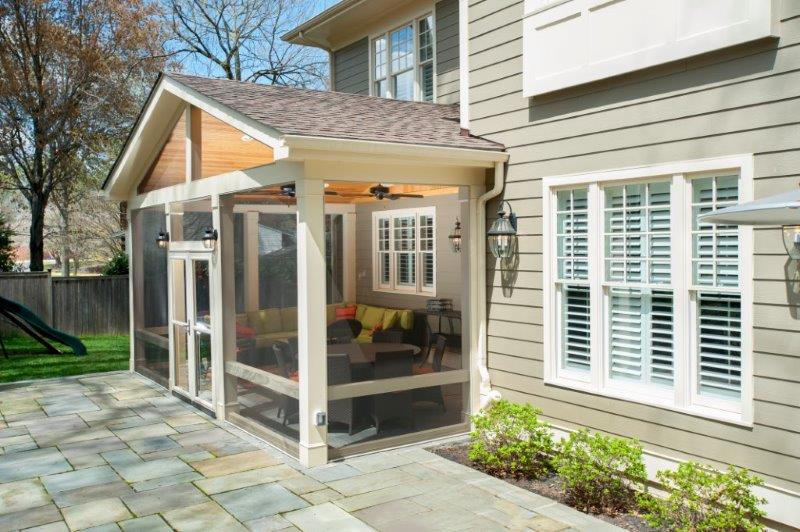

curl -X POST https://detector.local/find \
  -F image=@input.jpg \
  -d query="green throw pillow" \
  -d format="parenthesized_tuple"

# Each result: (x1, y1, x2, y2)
(361, 306, 385, 329)
(382, 309, 399, 330)
(355, 304, 367, 321)
(399, 310, 414, 330)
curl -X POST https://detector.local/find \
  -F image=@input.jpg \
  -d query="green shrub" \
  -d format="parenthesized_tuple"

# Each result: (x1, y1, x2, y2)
(640, 461, 766, 532)
(468, 400, 554, 479)
(553, 429, 647, 514)
(100, 251, 128, 275)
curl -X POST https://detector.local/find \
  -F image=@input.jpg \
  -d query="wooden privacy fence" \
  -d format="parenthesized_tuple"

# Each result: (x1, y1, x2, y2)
(0, 273, 129, 336)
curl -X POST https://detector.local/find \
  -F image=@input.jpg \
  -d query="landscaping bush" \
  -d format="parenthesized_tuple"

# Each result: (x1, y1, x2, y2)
(640, 461, 766, 532)
(469, 400, 554, 479)
(553, 429, 647, 515)
(100, 251, 128, 275)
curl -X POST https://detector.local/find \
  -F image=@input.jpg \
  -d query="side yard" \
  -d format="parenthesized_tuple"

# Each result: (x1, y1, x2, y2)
(0, 335, 129, 383)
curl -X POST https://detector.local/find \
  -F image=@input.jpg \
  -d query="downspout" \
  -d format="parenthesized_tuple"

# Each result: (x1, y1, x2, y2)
(476, 161, 505, 408)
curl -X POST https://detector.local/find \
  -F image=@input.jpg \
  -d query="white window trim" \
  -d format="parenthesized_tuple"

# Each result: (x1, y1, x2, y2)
(368, 12, 437, 102)
(372, 207, 436, 296)
(542, 154, 754, 426)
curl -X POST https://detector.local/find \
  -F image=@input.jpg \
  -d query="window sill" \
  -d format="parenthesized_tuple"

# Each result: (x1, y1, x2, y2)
(544, 377, 752, 428)
(371, 287, 436, 298)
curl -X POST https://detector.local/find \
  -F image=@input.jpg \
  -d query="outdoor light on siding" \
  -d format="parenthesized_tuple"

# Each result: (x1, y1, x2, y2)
(202, 228, 218, 250)
(449, 219, 462, 253)
(783, 225, 800, 260)
(156, 231, 170, 249)
(487, 201, 517, 260)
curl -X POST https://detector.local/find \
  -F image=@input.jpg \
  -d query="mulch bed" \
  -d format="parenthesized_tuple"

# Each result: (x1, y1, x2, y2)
(429, 442, 659, 532)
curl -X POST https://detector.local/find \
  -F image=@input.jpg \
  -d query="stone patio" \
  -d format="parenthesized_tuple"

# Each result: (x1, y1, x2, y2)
(0, 372, 621, 531)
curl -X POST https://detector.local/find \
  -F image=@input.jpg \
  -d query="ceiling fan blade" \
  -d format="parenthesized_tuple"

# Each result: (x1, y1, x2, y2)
(324, 190, 339, 196)
(390, 194, 424, 199)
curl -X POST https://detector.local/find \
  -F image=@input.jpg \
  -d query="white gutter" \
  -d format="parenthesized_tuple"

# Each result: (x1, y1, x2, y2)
(476, 161, 505, 408)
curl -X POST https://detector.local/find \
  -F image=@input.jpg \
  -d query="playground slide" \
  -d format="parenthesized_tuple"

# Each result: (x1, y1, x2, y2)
(0, 295, 87, 356)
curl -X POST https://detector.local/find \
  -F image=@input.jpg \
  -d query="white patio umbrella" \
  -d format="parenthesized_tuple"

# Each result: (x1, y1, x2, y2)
(698, 187, 800, 259)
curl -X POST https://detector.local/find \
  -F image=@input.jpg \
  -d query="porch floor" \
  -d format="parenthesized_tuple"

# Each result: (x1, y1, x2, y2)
(0, 372, 620, 531)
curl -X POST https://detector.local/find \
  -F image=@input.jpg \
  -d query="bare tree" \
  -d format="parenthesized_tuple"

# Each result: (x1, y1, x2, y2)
(0, 0, 166, 271)
(166, 0, 327, 87)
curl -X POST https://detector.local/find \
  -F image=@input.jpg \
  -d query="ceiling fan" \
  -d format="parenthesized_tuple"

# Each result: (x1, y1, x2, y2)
(341, 184, 424, 201)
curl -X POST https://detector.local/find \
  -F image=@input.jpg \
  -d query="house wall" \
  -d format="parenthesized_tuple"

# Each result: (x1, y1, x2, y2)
(330, 0, 460, 105)
(435, 0, 460, 104)
(468, 0, 800, 500)
(354, 194, 462, 312)
(333, 38, 369, 95)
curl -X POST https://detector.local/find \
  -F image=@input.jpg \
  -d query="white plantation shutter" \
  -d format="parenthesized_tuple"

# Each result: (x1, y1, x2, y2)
(373, 208, 435, 294)
(604, 181, 674, 388)
(691, 176, 742, 401)
(556, 189, 591, 373)
(562, 285, 591, 371)
(697, 293, 742, 398)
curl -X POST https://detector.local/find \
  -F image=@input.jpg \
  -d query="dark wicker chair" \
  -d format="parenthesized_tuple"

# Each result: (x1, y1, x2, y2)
(327, 319, 363, 344)
(327, 353, 358, 434)
(412, 335, 447, 411)
(370, 349, 414, 433)
(273, 341, 299, 426)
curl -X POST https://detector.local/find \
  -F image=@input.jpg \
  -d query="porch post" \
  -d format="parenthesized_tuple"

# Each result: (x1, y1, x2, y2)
(212, 194, 237, 419)
(465, 184, 486, 416)
(343, 211, 357, 303)
(296, 178, 328, 467)
(243, 211, 260, 312)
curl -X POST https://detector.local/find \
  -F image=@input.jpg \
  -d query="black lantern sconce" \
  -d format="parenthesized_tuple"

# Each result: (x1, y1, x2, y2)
(202, 228, 219, 250)
(487, 201, 518, 259)
(156, 231, 170, 249)
(449, 219, 462, 253)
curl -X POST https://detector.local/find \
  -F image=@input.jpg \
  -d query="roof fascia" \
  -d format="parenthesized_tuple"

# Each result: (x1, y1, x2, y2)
(283, 135, 508, 168)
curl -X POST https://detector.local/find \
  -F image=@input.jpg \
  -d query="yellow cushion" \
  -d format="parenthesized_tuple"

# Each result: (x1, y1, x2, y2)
(248, 309, 282, 334)
(326, 305, 337, 325)
(399, 310, 414, 330)
(382, 309, 399, 330)
(355, 330, 373, 343)
(280, 307, 298, 331)
(361, 306, 385, 330)
(355, 304, 368, 321)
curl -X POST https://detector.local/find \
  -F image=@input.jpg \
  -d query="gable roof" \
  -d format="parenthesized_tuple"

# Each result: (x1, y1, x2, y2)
(167, 73, 504, 152)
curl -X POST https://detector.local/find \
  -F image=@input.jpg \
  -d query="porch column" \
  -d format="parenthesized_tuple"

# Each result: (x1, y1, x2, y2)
(343, 211, 357, 303)
(212, 195, 238, 419)
(296, 178, 328, 467)
(243, 211, 260, 312)
(165, 203, 180, 389)
(464, 184, 485, 416)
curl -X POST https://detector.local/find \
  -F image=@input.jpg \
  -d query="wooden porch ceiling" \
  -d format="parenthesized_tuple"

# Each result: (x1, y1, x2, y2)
(233, 183, 459, 205)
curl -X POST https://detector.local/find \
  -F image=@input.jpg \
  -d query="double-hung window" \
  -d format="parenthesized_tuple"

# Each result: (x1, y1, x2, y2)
(544, 156, 753, 424)
(371, 14, 435, 102)
(373, 208, 435, 295)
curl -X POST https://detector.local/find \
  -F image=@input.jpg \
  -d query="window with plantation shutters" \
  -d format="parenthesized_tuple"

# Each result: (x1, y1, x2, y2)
(556, 189, 591, 374)
(604, 182, 674, 388)
(544, 156, 752, 423)
(691, 176, 742, 401)
(373, 208, 435, 295)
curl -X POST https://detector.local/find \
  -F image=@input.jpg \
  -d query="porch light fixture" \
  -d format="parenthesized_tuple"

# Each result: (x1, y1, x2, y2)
(487, 201, 517, 259)
(202, 228, 218, 250)
(783, 225, 800, 260)
(449, 219, 462, 253)
(156, 231, 170, 249)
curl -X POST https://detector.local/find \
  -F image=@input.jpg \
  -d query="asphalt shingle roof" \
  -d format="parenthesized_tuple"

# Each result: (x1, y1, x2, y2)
(168, 73, 505, 152)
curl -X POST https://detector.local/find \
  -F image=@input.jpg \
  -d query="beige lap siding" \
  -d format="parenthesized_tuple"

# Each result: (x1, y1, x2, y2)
(470, 0, 800, 494)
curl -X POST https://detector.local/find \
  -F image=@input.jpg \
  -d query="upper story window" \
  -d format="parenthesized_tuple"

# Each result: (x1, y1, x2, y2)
(373, 207, 436, 295)
(543, 156, 754, 425)
(372, 14, 435, 102)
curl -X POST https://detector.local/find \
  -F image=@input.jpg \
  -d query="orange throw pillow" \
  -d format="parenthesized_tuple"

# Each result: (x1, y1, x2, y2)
(335, 306, 357, 320)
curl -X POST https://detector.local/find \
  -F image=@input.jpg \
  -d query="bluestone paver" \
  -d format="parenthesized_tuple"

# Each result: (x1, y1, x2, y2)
(0, 373, 619, 532)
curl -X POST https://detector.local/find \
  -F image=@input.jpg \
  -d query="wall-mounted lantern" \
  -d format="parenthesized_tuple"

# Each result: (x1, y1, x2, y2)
(202, 228, 218, 250)
(783, 225, 800, 260)
(487, 201, 517, 259)
(449, 219, 462, 253)
(156, 231, 170, 249)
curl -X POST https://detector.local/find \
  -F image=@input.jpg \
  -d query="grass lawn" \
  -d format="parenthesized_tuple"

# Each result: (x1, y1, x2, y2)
(0, 335, 129, 383)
